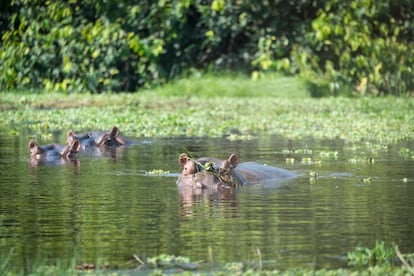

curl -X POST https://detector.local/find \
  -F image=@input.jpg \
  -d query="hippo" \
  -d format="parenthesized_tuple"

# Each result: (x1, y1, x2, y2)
(177, 153, 243, 189)
(28, 139, 80, 165)
(66, 126, 130, 148)
(177, 153, 297, 189)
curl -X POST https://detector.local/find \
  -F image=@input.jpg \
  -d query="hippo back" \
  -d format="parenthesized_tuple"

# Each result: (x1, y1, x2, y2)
(235, 162, 297, 183)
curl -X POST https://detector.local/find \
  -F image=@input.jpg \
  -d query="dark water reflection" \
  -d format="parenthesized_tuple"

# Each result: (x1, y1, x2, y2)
(1, 133, 414, 271)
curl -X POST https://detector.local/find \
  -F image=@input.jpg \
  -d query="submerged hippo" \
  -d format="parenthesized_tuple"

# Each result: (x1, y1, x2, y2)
(177, 153, 297, 189)
(67, 126, 135, 149)
(28, 139, 80, 161)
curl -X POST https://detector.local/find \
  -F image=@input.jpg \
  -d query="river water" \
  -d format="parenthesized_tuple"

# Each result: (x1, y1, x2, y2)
(1, 133, 413, 271)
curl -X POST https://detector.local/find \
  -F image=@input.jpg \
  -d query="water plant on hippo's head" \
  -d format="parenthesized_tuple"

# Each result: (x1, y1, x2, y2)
(177, 152, 242, 188)
(28, 139, 81, 159)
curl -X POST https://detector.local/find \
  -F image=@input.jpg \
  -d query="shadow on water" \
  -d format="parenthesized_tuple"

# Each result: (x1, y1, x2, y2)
(1, 133, 414, 271)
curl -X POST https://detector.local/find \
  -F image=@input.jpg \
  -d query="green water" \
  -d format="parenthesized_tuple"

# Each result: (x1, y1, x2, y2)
(1, 133, 413, 271)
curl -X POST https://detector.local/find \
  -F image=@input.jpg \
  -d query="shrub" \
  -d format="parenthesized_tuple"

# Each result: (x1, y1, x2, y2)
(293, 0, 414, 96)
(1, 0, 413, 95)
(0, 1, 169, 93)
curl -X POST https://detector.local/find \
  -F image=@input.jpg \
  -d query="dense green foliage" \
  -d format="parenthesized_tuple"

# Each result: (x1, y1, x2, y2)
(295, 0, 414, 96)
(1, 0, 414, 95)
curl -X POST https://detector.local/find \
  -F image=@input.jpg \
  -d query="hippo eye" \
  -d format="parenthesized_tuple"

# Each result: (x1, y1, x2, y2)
(183, 166, 192, 176)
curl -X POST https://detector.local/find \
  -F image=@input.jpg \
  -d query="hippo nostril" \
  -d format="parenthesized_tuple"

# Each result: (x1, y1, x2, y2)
(197, 182, 206, 189)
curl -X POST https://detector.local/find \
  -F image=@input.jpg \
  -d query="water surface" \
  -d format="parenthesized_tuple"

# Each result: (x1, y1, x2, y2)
(1, 133, 413, 271)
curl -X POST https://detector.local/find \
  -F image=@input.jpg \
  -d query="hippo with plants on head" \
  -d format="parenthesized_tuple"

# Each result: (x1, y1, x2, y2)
(28, 139, 80, 166)
(177, 153, 244, 190)
(177, 153, 297, 190)
(67, 126, 137, 150)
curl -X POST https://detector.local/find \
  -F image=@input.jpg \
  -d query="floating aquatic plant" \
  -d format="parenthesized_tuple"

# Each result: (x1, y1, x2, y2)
(399, 147, 414, 159)
(301, 157, 313, 165)
(281, 148, 313, 155)
(319, 150, 339, 158)
(286, 158, 295, 164)
(146, 169, 170, 175)
(145, 254, 197, 270)
(348, 157, 375, 164)
(301, 157, 321, 165)
(361, 177, 372, 183)
(1, 90, 413, 146)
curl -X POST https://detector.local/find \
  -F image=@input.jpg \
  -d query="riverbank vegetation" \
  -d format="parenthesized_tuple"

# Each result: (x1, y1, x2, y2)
(1, 75, 413, 144)
(1, 1, 414, 96)
(1, 241, 414, 275)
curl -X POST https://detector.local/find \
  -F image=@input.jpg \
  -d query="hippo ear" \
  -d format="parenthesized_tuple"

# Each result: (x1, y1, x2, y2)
(228, 153, 239, 168)
(28, 140, 44, 156)
(115, 137, 126, 145)
(67, 130, 75, 137)
(220, 160, 230, 170)
(71, 140, 81, 153)
(110, 126, 126, 145)
(110, 126, 120, 137)
(61, 139, 80, 157)
(28, 140, 38, 156)
(178, 153, 190, 167)
(66, 130, 76, 144)
(28, 140, 37, 150)
(60, 145, 71, 157)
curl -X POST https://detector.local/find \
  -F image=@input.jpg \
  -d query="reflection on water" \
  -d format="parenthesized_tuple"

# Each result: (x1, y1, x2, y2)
(28, 156, 81, 167)
(179, 184, 238, 217)
(0, 133, 414, 271)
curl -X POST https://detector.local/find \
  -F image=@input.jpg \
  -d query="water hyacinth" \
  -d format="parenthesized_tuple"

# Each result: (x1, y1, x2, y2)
(1, 77, 413, 145)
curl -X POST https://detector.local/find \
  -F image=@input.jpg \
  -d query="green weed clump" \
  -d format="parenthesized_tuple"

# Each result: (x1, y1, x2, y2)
(1, 247, 413, 276)
(347, 241, 396, 267)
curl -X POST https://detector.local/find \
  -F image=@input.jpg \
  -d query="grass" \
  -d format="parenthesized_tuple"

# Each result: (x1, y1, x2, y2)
(0, 74, 307, 110)
(0, 74, 413, 144)
(143, 73, 308, 98)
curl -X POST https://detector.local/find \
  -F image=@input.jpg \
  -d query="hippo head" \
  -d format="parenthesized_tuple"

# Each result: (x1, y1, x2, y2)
(95, 126, 126, 147)
(28, 139, 80, 159)
(177, 153, 242, 189)
(67, 126, 126, 147)
(28, 140, 46, 158)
